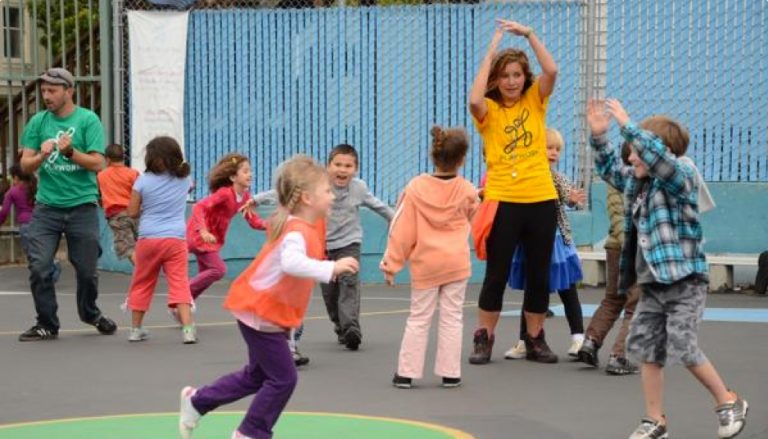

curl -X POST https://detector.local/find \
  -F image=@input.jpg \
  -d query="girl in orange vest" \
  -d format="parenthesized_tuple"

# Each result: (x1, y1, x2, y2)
(178, 155, 358, 439)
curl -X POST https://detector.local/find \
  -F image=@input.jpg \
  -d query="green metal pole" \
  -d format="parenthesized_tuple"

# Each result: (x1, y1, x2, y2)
(99, 0, 113, 144)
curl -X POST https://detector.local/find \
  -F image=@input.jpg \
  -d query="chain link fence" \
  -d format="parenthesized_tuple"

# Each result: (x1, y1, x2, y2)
(116, 0, 768, 202)
(115, 0, 593, 203)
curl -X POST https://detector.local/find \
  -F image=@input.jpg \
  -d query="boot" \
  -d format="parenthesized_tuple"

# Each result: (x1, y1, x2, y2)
(468, 328, 495, 365)
(525, 330, 558, 364)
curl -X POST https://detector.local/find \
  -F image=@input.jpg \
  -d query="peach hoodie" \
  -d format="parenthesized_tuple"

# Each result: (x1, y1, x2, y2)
(382, 174, 478, 290)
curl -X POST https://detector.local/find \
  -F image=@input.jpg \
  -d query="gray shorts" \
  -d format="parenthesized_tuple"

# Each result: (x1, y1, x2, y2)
(107, 212, 138, 260)
(626, 276, 708, 367)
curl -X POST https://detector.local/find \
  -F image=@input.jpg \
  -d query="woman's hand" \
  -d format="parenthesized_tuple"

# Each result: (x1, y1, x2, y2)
(495, 19, 532, 38)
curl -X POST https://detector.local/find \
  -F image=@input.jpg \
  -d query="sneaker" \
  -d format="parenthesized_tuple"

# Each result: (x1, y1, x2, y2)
(504, 340, 527, 360)
(568, 338, 584, 358)
(392, 374, 412, 389)
(92, 316, 118, 335)
(128, 327, 150, 342)
(629, 417, 668, 439)
(716, 394, 748, 439)
(231, 430, 255, 439)
(334, 324, 344, 344)
(18, 325, 58, 342)
(293, 349, 310, 367)
(182, 326, 198, 344)
(524, 330, 558, 364)
(468, 328, 495, 365)
(606, 355, 639, 376)
(179, 386, 201, 439)
(343, 328, 361, 351)
(441, 377, 462, 388)
(577, 337, 600, 367)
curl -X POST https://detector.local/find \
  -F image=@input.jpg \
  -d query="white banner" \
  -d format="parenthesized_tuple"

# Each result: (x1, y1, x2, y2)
(128, 11, 189, 170)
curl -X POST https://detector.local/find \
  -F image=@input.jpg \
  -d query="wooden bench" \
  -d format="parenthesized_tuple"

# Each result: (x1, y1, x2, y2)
(577, 249, 758, 290)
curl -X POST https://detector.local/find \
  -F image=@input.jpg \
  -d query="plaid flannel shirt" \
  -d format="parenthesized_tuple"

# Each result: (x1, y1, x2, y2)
(590, 122, 708, 293)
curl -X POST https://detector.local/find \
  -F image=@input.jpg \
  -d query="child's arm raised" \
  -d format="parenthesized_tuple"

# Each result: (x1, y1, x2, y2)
(468, 28, 504, 122)
(607, 100, 696, 199)
(587, 100, 628, 191)
(496, 19, 558, 100)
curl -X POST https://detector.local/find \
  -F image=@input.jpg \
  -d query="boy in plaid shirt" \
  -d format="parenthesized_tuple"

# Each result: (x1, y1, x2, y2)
(587, 99, 748, 439)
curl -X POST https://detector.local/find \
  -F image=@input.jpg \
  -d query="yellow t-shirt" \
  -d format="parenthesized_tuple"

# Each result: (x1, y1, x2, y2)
(472, 79, 557, 203)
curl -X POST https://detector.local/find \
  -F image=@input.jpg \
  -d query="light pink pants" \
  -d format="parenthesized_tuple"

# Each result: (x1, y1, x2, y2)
(397, 279, 468, 380)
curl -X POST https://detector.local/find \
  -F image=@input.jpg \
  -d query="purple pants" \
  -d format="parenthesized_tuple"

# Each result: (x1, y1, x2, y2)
(190, 250, 227, 299)
(191, 322, 297, 439)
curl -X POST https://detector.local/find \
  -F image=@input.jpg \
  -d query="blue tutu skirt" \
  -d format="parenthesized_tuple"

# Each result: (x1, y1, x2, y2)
(508, 231, 583, 292)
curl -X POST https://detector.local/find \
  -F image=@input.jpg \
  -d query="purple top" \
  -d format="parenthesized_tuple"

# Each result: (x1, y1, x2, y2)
(0, 184, 34, 225)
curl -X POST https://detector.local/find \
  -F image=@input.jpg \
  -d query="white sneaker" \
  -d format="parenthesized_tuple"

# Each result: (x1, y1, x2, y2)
(568, 339, 584, 358)
(231, 430, 255, 439)
(183, 326, 198, 345)
(504, 340, 526, 359)
(128, 327, 149, 342)
(179, 386, 201, 439)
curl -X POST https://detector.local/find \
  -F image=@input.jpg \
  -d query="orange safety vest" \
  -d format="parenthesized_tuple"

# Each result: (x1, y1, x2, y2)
(224, 218, 325, 329)
(471, 200, 499, 261)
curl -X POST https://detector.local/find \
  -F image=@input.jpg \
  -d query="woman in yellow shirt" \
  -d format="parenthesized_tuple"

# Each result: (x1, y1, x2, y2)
(468, 19, 559, 364)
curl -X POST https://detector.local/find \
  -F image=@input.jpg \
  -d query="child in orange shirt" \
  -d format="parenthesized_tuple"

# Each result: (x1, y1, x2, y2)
(381, 126, 478, 389)
(179, 155, 358, 439)
(97, 144, 140, 264)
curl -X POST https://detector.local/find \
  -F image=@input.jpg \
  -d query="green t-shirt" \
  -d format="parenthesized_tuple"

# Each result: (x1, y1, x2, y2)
(20, 107, 105, 207)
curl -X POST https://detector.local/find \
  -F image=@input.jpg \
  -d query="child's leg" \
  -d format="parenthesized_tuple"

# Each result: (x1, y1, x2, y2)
(610, 285, 640, 357)
(640, 362, 666, 423)
(586, 247, 625, 346)
(434, 280, 467, 379)
(164, 239, 194, 326)
(520, 202, 557, 338)
(557, 285, 584, 336)
(320, 281, 340, 332)
(335, 243, 362, 334)
(192, 323, 272, 414)
(192, 322, 297, 438)
(127, 239, 162, 325)
(189, 251, 227, 299)
(687, 361, 733, 405)
(132, 310, 146, 328)
(397, 285, 439, 379)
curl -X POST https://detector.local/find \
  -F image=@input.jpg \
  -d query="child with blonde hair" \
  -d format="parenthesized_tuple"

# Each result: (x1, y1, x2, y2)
(382, 126, 478, 389)
(179, 155, 359, 439)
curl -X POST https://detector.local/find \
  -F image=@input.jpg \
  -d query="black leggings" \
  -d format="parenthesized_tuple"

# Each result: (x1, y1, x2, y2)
(478, 200, 557, 314)
(519, 284, 584, 337)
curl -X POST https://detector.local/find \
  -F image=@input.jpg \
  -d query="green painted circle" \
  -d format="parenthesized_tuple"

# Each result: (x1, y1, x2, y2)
(0, 412, 473, 439)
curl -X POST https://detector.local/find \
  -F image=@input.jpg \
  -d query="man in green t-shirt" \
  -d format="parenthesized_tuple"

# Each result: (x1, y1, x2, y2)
(18, 68, 117, 341)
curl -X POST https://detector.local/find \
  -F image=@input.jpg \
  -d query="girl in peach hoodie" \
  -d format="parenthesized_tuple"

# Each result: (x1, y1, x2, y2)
(380, 126, 479, 389)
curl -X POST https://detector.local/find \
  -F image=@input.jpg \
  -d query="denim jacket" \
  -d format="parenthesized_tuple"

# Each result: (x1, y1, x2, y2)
(590, 122, 708, 293)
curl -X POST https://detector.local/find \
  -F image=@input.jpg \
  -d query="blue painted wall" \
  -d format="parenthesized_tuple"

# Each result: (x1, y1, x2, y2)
(98, 181, 768, 283)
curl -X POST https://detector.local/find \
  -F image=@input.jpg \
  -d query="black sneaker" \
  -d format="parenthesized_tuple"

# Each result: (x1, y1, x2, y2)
(605, 355, 639, 376)
(524, 330, 558, 364)
(441, 377, 462, 388)
(92, 316, 118, 335)
(468, 328, 494, 365)
(18, 325, 58, 342)
(392, 374, 412, 389)
(629, 417, 668, 439)
(293, 349, 310, 367)
(343, 328, 361, 351)
(577, 337, 600, 367)
(334, 325, 345, 344)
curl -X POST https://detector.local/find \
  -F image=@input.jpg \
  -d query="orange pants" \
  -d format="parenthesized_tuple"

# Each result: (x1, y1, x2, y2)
(127, 238, 192, 311)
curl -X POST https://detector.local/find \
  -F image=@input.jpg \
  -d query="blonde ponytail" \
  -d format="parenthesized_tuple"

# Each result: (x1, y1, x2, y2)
(267, 154, 328, 242)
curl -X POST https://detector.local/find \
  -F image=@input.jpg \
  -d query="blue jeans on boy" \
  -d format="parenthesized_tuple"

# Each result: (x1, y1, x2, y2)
(25, 203, 102, 332)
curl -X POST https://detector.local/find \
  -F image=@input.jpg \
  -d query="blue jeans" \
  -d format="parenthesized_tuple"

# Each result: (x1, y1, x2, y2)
(26, 203, 102, 331)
